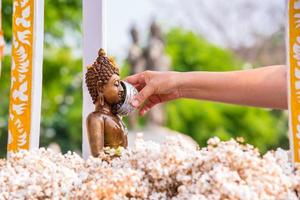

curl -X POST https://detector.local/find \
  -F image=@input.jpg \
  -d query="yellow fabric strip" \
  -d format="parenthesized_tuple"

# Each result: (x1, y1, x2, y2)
(8, 0, 34, 152)
(288, 0, 300, 163)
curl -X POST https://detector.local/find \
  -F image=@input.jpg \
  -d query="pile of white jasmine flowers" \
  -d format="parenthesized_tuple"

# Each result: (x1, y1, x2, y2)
(0, 134, 300, 200)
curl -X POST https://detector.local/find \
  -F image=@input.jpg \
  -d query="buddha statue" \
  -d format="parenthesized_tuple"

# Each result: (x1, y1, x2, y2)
(85, 49, 128, 157)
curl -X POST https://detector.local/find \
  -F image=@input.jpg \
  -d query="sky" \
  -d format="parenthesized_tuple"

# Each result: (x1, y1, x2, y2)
(107, 0, 286, 61)
(107, 0, 156, 60)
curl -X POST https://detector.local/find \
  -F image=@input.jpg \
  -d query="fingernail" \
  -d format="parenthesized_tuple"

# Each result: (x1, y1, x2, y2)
(131, 99, 139, 107)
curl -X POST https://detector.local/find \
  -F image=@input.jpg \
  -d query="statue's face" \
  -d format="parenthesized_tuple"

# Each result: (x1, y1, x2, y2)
(102, 74, 124, 105)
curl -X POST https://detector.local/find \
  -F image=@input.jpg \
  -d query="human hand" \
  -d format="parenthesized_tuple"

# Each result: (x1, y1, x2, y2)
(125, 70, 181, 115)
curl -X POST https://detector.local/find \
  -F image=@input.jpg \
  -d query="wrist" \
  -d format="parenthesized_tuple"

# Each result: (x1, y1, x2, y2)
(171, 71, 185, 98)
(175, 71, 205, 99)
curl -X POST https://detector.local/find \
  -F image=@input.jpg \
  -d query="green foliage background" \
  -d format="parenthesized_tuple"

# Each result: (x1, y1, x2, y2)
(0, 0, 288, 157)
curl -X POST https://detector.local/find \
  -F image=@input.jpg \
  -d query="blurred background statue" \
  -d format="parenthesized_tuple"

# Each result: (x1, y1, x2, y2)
(126, 22, 196, 147)
(127, 26, 145, 129)
(144, 21, 170, 126)
(128, 25, 145, 75)
(145, 21, 170, 72)
(127, 21, 170, 128)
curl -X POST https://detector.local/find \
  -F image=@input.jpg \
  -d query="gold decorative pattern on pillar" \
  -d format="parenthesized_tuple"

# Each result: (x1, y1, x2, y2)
(8, 0, 34, 152)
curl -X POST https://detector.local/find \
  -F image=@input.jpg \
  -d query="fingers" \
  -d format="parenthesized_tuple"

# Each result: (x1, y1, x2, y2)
(125, 73, 146, 85)
(125, 74, 139, 85)
(132, 83, 144, 92)
(138, 93, 178, 115)
(139, 100, 156, 116)
(138, 95, 162, 116)
(126, 73, 146, 93)
(131, 85, 155, 108)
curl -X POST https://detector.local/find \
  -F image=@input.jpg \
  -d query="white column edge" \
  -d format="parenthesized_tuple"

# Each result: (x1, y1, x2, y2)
(29, 0, 44, 150)
(82, 0, 107, 159)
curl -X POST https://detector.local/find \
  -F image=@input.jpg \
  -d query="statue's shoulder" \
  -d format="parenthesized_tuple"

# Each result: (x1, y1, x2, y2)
(86, 111, 104, 123)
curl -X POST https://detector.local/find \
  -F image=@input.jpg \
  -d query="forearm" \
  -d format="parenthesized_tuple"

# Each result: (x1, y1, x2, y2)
(177, 65, 287, 109)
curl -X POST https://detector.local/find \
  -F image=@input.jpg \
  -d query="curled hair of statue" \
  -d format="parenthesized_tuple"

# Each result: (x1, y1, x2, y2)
(85, 48, 119, 104)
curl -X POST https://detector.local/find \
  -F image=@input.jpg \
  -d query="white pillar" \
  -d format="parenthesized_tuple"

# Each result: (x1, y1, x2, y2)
(8, 0, 44, 152)
(82, 0, 107, 159)
(30, 0, 44, 150)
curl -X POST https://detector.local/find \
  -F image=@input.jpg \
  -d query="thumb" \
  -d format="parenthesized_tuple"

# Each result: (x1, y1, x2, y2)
(131, 85, 154, 108)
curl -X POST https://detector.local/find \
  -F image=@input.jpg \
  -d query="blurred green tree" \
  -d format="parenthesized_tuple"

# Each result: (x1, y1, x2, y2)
(2, 0, 82, 45)
(0, 56, 11, 156)
(40, 47, 82, 153)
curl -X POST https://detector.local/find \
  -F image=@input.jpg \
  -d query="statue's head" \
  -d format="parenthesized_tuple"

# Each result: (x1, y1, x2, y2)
(130, 26, 139, 44)
(150, 21, 161, 38)
(85, 49, 124, 107)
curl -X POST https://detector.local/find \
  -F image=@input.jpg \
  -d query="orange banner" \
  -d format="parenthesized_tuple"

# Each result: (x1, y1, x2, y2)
(288, 0, 300, 163)
(8, 0, 34, 152)
(0, 30, 4, 58)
